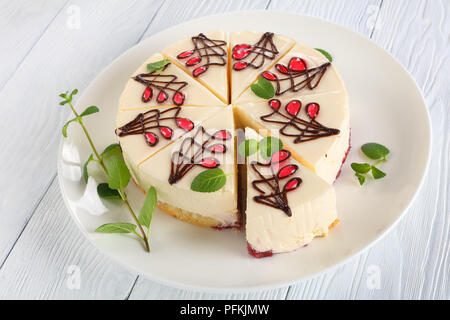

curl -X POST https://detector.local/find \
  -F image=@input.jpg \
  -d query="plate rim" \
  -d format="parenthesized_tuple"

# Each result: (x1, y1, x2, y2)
(57, 10, 432, 293)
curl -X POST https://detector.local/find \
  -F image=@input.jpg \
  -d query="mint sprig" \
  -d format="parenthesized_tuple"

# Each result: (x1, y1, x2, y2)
(191, 168, 228, 193)
(315, 48, 333, 62)
(251, 76, 275, 99)
(59, 89, 158, 252)
(147, 59, 170, 72)
(259, 136, 283, 160)
(238, 139, 259, 157)
(351, 142, 389, 185)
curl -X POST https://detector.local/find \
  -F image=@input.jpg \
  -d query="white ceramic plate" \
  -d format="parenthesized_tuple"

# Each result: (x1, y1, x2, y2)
(58, 11, 431, 292)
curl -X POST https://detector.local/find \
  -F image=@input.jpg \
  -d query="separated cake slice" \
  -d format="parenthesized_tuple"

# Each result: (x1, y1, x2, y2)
(236, 42, 346, 104)
(244, 128, 338, 257)
(116, 106, 225, 184)
(235, 93, 350, 184)
(163, 31, 229, 104)
(230, 31, 295, 102)
(137, 105, 239, 228)
(118, 53, 225, 111)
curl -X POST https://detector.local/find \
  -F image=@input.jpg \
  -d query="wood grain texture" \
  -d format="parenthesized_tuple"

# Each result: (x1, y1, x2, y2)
(0, 0, 164, 266)
(0, 0, 448, 300)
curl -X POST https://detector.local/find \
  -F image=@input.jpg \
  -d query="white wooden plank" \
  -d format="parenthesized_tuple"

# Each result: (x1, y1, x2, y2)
(0, 0, 163, 280)
(0, 0, 66, 89)
(0, 180, 137, 299)
(268, 0, 382, 36)
(287, 0, 450, 300)
(368, 0, 450, 300)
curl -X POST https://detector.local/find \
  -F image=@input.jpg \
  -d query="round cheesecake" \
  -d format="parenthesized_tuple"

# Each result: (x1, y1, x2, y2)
(116, 31, 350, 256)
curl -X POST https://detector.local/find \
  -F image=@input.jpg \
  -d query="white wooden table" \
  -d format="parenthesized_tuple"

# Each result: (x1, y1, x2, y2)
(0, 0, 448, 300)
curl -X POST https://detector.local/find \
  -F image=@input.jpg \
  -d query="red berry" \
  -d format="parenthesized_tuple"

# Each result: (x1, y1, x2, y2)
(306, 103, 320, 119)
(269, 99, 281, 111)
(277, 164, 298, 179)
(145, 132, 158, 146)
(173, 91, 185, 105)
(233, 62, 248, 70)
(157, 91, 168, 103)
(214, 130, 232, 140)
(288, 57, 307, 71)
(193, 66, 207, 77)
(177, 50, 194, 59)
(176, 117, 194, 131)
(142, 86, 153, 102)
(159, 126, 173, 139)
(286, 100, 301, 117)
(262, 71, 277, 81)
(200, 157, 219, 168)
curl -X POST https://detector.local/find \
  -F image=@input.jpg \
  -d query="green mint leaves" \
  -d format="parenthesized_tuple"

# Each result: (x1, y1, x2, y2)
(351, 142, 389, 185)
(107, 155, 130, 191)
(259, 136, 283, 160)
(251, 76, 275, 99)
(191, 168, 228, 193)
(147, 59, 170, 72)
(238, 139, 259, 157)
(237, 137, 283, 160)
(361, 143, 390, 161)
(315, 48, 333, 62)
(59, 88, 155, 252)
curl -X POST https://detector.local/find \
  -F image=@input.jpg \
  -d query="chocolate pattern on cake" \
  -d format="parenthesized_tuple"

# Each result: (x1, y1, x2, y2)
(176, 33, 227, 77)
(262, 57, 330, 96)
(251, 149, 301, 216)
(261, 99, 340, 143)
(133, 64, 187, 106)
(116, 107, 194, 147)
(169, 126, 232, 184)
(232, 32, 279, 71)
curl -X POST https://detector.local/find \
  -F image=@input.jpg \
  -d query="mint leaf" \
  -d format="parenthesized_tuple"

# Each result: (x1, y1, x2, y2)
(138, 186, 157, 229)
(351, 163, 371, 174)
(371, 166, 386, 179)
(95, 222, 136, 234)
(107, 155, 130, 191)
(259, 136, 283, 160)
(191, 168, 227, 193)
(238, 139, 258, 157)
(62, 117, 79, 137)
(97, 183, 122, 200)
(80, 106, 99, 117)
(361, 143, 390, 160)
(315, 48, 333, 62)
(355, 173, 365, 186)
(101, 143, 122, 161)
(83, 154, 94, 183)
(251, 77, 275, 99)
(147, 59, 170, 72)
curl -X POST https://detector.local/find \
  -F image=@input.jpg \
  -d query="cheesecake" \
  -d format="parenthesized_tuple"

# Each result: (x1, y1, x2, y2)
(118, 53, 225, 110)
(244, 128, 338, 256)
(136, 105, 238, 228)
(116, 106, 226, 184)
(230, 31, 295, 102)
(234, 93, 350, 184)
(236, 42, 347, 104)
(163, 31, 229, 104)
(115, 31, 350, 257)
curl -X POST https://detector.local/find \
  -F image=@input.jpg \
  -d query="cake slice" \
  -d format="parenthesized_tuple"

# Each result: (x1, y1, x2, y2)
(137, 105, 239, 228)
(116, 106, 225, 184)
(234, 93, 350, 184)
(230, 31, 295, 102)
(118, 53, 225, 110)
(243, 128, 338, 257)
(236, 42, 346, 104)
(163, 31, 228, 104)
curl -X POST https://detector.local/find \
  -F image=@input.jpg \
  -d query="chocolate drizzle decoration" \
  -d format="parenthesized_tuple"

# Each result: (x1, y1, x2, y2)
(169, 126, 232, 184)
(261, 99, 340, 143)
(251, 149, 301, 216)
(232, 32, 279, 71)
(116, 107, 194, 147)
(262, 57, 330, 96)
(177, 33, 227, 77)
(133, 63, 187, 106)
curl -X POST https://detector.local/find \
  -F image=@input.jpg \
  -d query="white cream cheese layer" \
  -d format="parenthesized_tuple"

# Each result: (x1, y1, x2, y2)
(235, 92, 349, 184)
(236, 42, 347, 104)
(245, 128, 337, 254)
(117, 106, 225, 185)
(119, 53, 225, 110)
(137, 106, 238, 226)
(163, 31, 228, 104)
(230, 31, 295, 102)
